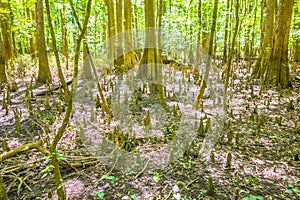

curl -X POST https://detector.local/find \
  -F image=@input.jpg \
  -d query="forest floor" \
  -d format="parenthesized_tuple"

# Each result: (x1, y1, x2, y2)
(0, 59, 300, 200)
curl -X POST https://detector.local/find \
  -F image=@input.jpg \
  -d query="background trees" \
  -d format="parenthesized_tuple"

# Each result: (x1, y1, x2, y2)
(0, 0, 299, 199)
(0, 0, 297, 88)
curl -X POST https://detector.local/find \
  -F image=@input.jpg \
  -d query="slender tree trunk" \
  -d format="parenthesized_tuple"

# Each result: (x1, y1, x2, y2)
(27, 8, 36, 59)
(115, 0, 124, 66)
(69, 0, 110, 116)
(61, 2, 69, 70)
(0, 33, 7, 87)
(105, 0, 116, 64)
(0, 175, 8, 200)
(194, 0, 219, 109)
(133, 0, 140, 59)
(224, 0, 239, 94)
(45, 0, 69, 100)
(81, 1, 93, 79)
(265, 0, 293, 87)
(195, 0, 202, 67)
(249, 0, 258, 63)
(252, 0, 265, 77)
(124, 0, 137, 69)
(0, 1, 14, 61)
(36, 0, 51, 84)
(222, 0, 233, 66)
(156, 0, 163, 64)
(293, 4, 300, 62)
(295, 40, 300, 62)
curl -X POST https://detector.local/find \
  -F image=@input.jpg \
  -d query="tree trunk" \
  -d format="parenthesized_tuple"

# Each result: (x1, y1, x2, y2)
(61, 2, 69, 70)
(36, 0, 51, 84)
(259, 0, 275, 91)
(0, 33, 7, 87)
(252, 0, 274, 81)
(156, 0, 163, 64)
(295, 40, 300, 62)
(45, 0, 69, 100)
(0, 175, 8, 200)
(124, 0, 137, 69)
(194, 0, 219, 110)
(105, 0, 116, 65)
(27, 8, 36, 59)
(249, 0, 258, 63)
(294, 4, 300, 62)
(115, 0, 124, 66)
(0, 1, 14, 61)
(195, 0, 202, 68)
(265, 0, 293, 87)
(224, 0, 239, 93)
(139, 0, 162, 82)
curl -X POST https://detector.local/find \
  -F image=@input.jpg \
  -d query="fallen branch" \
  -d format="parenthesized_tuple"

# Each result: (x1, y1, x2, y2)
(34, 79, 72, 96)
(0, 137, 48, 162)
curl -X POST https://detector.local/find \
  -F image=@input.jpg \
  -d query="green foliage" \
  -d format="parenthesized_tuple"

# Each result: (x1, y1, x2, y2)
(101, 175, 119, 183)
(93, 191, 105, 199)
(242, 195, 264, 200)
(41, 149, 66, 178)
(285, 179, 300, 194)
(41, 164, 55, 179)
(244, 175, 259, 185)
(130, 194, 138, 200)
(149, 171, 164, 182)
(206, 176, 215, 197)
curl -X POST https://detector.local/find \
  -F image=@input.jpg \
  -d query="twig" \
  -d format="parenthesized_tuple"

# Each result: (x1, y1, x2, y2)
(134, 159, 150, 179)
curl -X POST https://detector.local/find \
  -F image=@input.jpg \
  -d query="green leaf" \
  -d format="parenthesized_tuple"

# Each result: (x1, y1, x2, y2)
(255, 196, 264, 200)
(285, 189, 293, 193)
(130, 194, 137, 200)
(101, 175, 118, 182)
(292, 188, 300, 193)
(153, 176, 161, 182)
(93, 191, 105, 199)
(293, 179, 300, 183)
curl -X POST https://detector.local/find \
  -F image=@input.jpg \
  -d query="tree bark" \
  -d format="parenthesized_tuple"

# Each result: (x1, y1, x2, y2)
(224, 0, 239, 93)
(124, 0, 137, 68)
(61, 1, 69, 69)
(45, 0, 69, 100)
(0, 33, 7, 87)
(115, 0, 124, 66)
(27, 8, 36, 59)
(265, 0, 293, 87)
(194, 0, 219, 110)
(105, 0, 116, 64)
(0, 1, 14, 61)
(139, 0, 162, 82)
(36, 0, 52, 84)
(0, 175, 8, 200)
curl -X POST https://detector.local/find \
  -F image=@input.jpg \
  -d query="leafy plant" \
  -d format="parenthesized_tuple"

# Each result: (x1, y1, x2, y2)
(149, 170, 164, 182)
(101, 175, 119, 183)
(285, 179, 300, 194)
(41, 150, 66, 178)
(53, 149, 67, 161)
(94, 191, 105, 199)
(130, 194, 138, 200)
(244, 175, 259, 185)
(242, 194, 264, 200)
(41, 164, 55, 179)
